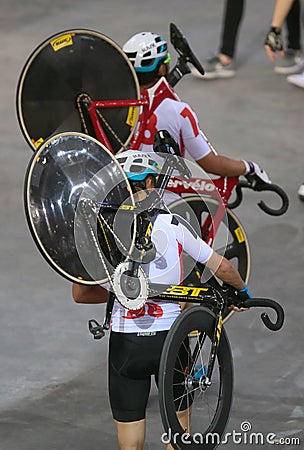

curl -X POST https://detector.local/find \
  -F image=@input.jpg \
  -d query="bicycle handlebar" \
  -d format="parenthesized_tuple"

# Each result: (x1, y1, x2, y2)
(238, 298, 285, 331)
(228, 176, 289, 216)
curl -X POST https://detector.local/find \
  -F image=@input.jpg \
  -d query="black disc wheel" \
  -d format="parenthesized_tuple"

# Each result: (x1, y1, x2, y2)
(159, 306, 233, 450)
(16, 29, 140, 153)
(169, 196, 250, 321)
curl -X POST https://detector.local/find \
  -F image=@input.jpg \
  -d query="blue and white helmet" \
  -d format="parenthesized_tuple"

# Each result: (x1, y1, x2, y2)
(116, 151, 161, 181)
(122, 32, 170, 73)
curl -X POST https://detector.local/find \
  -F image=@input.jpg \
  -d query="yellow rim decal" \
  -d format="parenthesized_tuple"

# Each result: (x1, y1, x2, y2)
(234, 226, 245, 243)
(216, 314, 223, 342)
(32, 137, 44, 149)
(50, 34, 74, 52)
(188, 330, 200, 336)
(126, 106, 138, 127)
(120, 204, 136, 211)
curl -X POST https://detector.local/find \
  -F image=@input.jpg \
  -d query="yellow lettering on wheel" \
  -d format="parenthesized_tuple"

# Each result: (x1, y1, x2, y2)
(234, 226, 245, 243)
(50, 34, 74, 52)
(120, 204, 136, 211)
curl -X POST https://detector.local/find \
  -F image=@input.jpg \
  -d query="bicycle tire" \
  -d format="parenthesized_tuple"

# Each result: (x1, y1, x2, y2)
(159, 306, 233, 450)
(16, 29, 140, 153)
(169, 196, 250, 321)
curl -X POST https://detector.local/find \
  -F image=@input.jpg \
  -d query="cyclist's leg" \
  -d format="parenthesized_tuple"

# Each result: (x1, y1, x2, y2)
(108, 332, 151, 449)
(166, 337, 193, 450)
(114, 419, 146, 450)
(109, 330, 169, 449)
(166, 409, 192, 450)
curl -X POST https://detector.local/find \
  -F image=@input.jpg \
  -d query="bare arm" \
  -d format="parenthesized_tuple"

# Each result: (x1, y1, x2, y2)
(264, 0, 295, 62)
(72, 283, 109, 304)
(205, 251, 248, 311)
(196, 152, 246, 177)
(271, 0, 295, 28)
(205, 251, 244, 290)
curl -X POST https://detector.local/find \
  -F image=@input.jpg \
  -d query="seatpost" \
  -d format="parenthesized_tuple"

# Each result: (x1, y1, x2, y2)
(103, 291, 115, 330)
(167, 58, 191, 87)
(153, 130, 191, 196)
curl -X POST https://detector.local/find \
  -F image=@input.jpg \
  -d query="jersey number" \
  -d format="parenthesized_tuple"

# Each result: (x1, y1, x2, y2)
(122, 302, 164, 320)
(142, 107, 199, 145)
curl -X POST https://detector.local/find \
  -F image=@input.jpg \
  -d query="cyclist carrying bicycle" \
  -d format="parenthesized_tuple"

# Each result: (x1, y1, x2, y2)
(72, 150, 251, 450)
(122, 31, 270, 184)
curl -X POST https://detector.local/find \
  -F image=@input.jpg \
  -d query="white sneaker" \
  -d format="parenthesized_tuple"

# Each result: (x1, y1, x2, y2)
(298, 183, 304, 201)
(192, 55, 236, 80)
(287, 72, 304, 88)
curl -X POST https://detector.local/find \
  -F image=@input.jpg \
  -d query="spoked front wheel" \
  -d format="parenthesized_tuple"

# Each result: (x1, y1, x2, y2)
(159, 306, 233, 450)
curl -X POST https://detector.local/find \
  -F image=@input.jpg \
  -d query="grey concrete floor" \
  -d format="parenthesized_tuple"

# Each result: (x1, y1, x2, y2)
(0, 0, 303, 449)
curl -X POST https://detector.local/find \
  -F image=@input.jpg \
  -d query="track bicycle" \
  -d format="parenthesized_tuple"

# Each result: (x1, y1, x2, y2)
(23, 131, 285, 450)
(16, 24, 289, 307)
(76, 133, 285, 450)
(82, 132, 285, 450)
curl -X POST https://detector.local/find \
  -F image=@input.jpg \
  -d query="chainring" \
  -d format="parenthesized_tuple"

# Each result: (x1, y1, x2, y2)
(112, 262, 149, 310)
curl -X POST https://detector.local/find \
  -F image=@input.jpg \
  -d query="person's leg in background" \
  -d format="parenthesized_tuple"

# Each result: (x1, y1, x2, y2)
(298, 183, 304, 201)
(219, 0, 245, 64)
(274, 0, 304, 75)
(284, 1, 304, 200)
(286, 0, 301, 52)
(192, 0, 245, 79)
(284, 0, 304, 90)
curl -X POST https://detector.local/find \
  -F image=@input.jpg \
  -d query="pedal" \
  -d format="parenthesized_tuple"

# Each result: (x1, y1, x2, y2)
(88, 319, 105, 340)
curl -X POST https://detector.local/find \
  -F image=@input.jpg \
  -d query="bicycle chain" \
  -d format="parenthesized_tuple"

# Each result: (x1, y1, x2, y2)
(78, 198, 115, 290)
(76, 93, 90, 135)
(97, 208, 131, 257)
(76, 93, 128, 151)
(78, 198, 137, 289)
(96, 109, 128, 151)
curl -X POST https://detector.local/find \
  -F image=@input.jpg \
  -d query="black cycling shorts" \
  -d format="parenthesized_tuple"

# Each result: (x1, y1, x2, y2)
(108, 330, 190, 423)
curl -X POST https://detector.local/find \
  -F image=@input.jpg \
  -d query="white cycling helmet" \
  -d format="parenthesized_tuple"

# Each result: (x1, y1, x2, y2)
(123, 32, 170, 73)
(117, 151, 161, 181)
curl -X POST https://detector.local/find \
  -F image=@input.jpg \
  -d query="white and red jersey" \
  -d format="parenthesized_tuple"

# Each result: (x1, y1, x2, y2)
(133, 77, 216, 160)
(110, 211, 213, 333)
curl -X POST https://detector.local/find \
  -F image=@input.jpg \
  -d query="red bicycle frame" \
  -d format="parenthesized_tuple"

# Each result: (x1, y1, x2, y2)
(88, 94, 148, 151)
(166, 175, 239, 246)
(84, 80, 239, 247)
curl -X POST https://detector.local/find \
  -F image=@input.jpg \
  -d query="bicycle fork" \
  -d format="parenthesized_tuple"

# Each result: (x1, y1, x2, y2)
(204, 312, 223, 388)
(191, 311, 223, 391)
